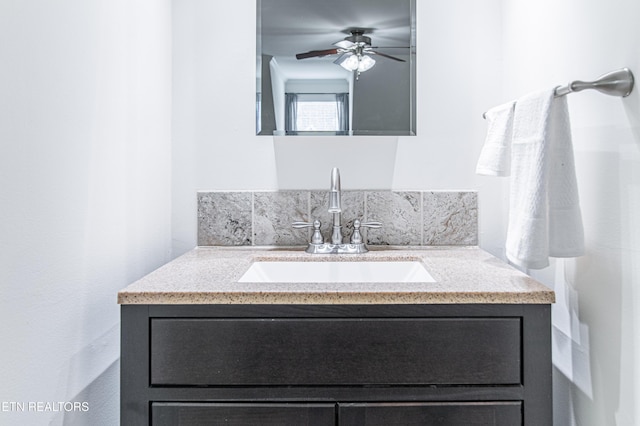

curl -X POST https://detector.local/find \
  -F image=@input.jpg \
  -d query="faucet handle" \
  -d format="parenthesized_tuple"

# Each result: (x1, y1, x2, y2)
(292, 220, 324, 244)
(359, 221, 382, 229)
(292, 221, 314, 228)
(350, 219, 382, 244)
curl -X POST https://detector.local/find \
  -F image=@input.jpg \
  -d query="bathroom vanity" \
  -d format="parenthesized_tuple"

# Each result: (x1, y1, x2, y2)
(119, 247, 554, 425)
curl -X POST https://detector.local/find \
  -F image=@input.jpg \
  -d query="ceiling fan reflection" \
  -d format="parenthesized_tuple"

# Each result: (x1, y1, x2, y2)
(295, 29, 407, 78)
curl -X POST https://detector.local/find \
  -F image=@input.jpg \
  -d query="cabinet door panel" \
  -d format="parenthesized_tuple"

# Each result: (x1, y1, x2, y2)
(152, 403, 336, 426)
(339, 402, 522, 426)
(150, 318, 521, 386)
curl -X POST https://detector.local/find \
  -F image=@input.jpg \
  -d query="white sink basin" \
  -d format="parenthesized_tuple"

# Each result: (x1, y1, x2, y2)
(238, 260, 435, 283)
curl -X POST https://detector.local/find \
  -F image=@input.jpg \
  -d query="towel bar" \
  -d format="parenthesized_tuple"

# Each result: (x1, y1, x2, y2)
(482, 68, 634, 118)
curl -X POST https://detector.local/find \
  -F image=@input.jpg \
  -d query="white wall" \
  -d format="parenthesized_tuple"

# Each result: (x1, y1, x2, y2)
(501, 0, 640, 424)
(0, 1, 172, 425)
(172, 0, 280, 255)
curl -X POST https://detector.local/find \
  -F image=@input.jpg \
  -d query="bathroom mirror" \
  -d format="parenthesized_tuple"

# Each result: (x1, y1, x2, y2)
(257, 0, 416, 136)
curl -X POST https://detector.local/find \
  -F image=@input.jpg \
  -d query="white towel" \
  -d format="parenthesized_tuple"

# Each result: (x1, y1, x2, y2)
(476, 101, 515, 176)
(478, 89, 585, 269)
(506, 89, 584, 269)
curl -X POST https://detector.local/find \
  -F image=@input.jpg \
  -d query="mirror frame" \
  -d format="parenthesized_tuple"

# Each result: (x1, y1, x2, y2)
(256, 0, 416, 136)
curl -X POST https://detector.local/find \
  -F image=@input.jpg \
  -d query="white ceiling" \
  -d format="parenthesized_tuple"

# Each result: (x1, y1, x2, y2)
(260, 0, 412, 80)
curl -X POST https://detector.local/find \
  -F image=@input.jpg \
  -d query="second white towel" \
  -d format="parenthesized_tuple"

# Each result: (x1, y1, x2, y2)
(476, 101, 515, 176)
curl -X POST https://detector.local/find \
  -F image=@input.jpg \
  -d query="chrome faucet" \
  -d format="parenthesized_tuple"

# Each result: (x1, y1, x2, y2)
(328, 167, 343, 244)
(292, 167, 382, 254)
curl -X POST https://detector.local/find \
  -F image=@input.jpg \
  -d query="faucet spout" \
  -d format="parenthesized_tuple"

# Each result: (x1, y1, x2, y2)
(328, 167, 343, 244)
(328, 167, 341, 213)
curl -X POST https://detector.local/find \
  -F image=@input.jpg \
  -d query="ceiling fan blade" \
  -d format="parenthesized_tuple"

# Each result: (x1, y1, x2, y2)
(295, 48, 339, 60)
(368, 50, 406, 62)
(333, 40, 355, 49)
(332, 53, 350, 65)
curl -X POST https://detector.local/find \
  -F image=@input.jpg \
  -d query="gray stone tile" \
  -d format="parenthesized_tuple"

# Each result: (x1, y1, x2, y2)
(197, 190, 478, 248)
(365, 191, 422, 245)
(310, 190, 365, 244)
(423, 191, 478, 245)
(254, 191, 309, 246)
(197, 192, 252, 246)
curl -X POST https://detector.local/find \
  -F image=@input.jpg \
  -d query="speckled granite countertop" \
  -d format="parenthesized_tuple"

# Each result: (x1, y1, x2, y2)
(117, 246, 554, 305)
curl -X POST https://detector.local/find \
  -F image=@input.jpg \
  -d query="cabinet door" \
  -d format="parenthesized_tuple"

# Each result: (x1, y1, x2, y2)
(152, 403, 336, 426)
(339, 402, 522, 426)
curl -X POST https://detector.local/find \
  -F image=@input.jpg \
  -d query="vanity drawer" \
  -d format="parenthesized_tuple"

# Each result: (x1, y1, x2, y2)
(339, 401, 522, 425)
(150, 317, 521, 386)
(152, 403, 336, 426)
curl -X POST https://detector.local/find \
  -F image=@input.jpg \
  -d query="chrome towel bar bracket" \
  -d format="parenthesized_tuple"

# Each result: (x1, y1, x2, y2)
(554, 68, 634, 97)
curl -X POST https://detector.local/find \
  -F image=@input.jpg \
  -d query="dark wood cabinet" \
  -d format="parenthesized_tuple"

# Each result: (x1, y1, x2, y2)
(121, 304, 551, 425)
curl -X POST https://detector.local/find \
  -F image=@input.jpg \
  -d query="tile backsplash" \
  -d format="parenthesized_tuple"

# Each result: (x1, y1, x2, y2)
(198, 190, 478, 247)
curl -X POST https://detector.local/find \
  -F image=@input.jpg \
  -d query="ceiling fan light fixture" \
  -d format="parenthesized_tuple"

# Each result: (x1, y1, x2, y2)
(337, 53, 376, 73)
(357, 55, 376, 72)
(338, 54, 360, 71)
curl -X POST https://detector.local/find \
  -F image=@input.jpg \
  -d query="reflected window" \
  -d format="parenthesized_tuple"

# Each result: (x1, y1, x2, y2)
(285, 93, 349, 135)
